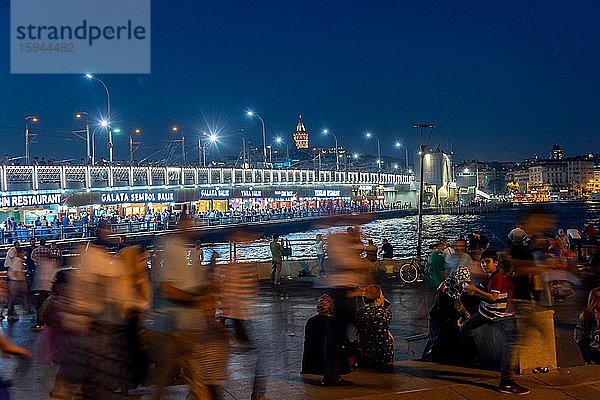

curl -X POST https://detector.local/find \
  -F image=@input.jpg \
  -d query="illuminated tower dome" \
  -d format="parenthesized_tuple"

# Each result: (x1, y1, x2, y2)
(293, 114, 309, 149)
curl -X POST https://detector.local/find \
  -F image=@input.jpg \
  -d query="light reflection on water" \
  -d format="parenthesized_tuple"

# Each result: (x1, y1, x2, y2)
(207, 202, 600, 263)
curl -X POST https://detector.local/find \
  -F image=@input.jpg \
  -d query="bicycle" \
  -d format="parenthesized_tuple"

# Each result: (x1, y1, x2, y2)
(396, 257, 428, 283)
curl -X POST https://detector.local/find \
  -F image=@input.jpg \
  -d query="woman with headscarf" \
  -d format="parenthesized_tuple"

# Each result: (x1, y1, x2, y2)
(424, 265, 472, 363)
(356, 285, 394, 366)
(301, 295, 334, 375)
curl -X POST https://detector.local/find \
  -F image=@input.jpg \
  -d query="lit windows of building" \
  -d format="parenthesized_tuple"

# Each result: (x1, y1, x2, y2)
(550, 144, 564, 160)
(292, 114, 309, 150)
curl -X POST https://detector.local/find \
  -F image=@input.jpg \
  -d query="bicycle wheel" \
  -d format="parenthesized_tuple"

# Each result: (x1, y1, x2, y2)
(399, 262, 419, 283)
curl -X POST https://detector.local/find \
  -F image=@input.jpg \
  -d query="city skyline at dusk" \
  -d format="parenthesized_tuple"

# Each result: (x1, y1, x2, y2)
(1, 1, 600, 164)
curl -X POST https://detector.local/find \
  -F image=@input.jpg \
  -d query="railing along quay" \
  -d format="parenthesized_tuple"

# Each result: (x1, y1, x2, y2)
(0, 206, 411, 248)
(431, 204, 500, 215)
(0, 165, 411, 192)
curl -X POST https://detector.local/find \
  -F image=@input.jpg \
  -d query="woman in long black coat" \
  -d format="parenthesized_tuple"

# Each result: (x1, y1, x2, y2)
(424, 266, 471, 364)
(301, 295, 335, 374)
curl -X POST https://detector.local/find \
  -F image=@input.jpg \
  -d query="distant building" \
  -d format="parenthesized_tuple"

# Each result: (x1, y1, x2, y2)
(292, 114, 309, 150)
(506, 169, 530, 194)
(417, 148, 454, 205)
(550, 144, 564, 160)
(455, 161, 508, 196)
(505, 153, 595, 200)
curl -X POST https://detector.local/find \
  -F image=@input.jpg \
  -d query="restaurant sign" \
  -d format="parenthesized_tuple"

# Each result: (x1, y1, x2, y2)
(100, 191, 174, 204)
(199, 189, 230, 199)
(273, 190, 295, 198)
(240, 189, 262, 198)
(0, 193, 64, 207)
(314, 189, 341, 197)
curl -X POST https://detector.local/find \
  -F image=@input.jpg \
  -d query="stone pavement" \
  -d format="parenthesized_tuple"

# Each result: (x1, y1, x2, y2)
(1, 277, 597, 399)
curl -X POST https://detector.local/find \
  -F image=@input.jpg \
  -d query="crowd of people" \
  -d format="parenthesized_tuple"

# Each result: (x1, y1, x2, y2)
(0, 203, 403, 245)
(1, 207, 600, 398)
(0, 219, 265, 400)
(297, 213, 600, 396)
(299, 226, 530, 394)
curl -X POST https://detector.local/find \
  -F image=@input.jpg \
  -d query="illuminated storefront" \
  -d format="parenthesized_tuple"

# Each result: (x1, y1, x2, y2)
(0, 192, 64, 226)
(64, 190, 194, 218)
(228, 188, 270, 210)
(196, 188, 231, 212)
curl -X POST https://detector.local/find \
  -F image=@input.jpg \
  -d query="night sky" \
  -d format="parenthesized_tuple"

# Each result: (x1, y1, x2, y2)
(1, 1, 600, 164)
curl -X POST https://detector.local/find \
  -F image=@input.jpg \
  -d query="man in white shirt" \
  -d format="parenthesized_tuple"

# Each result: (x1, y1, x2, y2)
(5, 241, 30, 321)
(314, 234, 326, 277)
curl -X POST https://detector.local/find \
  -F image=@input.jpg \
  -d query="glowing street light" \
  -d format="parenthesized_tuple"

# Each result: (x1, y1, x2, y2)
(395, 141, 409, 170)
(274, 136, 290, 165)
(246, 110, 267, 166)
(365, 131, 381, 172)
(199, 131, 219, 167)
(322, 129, 340, 171)
(171, 124, 185, 165)
(84, 74, 113, 163)
(25, 115, 39, 165)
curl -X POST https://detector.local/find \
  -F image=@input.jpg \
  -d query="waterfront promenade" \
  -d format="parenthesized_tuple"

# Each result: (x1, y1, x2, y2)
(1, 278, 597, 399)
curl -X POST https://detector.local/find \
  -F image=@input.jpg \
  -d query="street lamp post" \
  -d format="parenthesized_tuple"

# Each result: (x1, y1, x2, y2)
(75, 112, 90, 165)
(394, 141, 409, 170)
(129, 128, 141, 164)
(84, 74, 113, 164)
(351, 153, 359, 170)
(246, 111, 267, 167)
(275, 137, 290, 166)
(365, 132, 381, 172)
(322, 129, 340, 171)
(24, 115, 39, 165)
(413, 123, 436, 264)
(171, 125, 185, 165)
(198, 132, 206, 167)
(200, 133, 218, 167)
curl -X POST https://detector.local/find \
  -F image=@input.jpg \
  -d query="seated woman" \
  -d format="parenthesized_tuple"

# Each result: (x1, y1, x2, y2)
(301, 295, 334, 374)
(424, 266, 471, 363)
(356, 285, 394, 366)
(574, 287, 600, 364)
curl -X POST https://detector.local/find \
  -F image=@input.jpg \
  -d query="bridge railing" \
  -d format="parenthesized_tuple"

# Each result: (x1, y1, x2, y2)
(0, 165, 412, 192)
(0, 205, 402, 245)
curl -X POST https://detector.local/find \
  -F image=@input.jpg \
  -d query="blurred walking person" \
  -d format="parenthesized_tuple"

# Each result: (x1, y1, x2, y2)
(6, 241, 30, 321)
(320, 226, 368, 386)
(30, 238, 59, 330)
(218, 234, 263, 399)
(58, 221, 136, 399)
(116, 245, 152, 393)
(151, 217, 228, 400)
